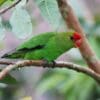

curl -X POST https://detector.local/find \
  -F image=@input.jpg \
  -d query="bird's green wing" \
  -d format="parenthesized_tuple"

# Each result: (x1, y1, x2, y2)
(2, 32, 55, 58)
(17, 32, 55, 51)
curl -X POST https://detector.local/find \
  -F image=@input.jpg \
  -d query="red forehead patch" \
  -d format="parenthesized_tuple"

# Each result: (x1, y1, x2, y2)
(73, 32, 81, 41)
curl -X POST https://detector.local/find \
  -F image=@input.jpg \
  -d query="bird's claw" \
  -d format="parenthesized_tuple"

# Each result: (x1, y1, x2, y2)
(43, 59, 56, 68)
(50, 60, 56, 68)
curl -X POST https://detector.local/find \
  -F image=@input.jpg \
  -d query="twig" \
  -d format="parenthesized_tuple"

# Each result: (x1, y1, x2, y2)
(0, 0, 22, 15)
(57, 0, 100, 73)
(0, 60, 100, 84)
(0, 60, 14, 65)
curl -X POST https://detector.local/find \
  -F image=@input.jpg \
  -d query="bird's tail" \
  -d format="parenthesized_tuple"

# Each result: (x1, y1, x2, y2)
(1, 49, 25, 59)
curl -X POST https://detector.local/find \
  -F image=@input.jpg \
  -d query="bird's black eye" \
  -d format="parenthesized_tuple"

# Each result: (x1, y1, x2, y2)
(70, 36, 74, 40)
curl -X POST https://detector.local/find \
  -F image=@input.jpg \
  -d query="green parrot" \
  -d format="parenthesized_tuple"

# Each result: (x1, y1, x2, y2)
(2, 31, 82, 61)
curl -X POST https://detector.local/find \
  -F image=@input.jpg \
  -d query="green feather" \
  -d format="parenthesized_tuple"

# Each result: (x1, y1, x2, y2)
(2, 32, 75, 61)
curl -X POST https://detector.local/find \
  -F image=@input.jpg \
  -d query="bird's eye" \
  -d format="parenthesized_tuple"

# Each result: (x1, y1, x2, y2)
(70, 36, 74, 40)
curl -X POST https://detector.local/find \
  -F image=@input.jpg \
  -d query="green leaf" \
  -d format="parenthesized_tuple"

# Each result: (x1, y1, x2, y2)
(37, 68, 98, 100)
(10, 7, 32, 39)
(0, 74, 18, 85)
(0, 0, 15, 7)
(0, 0, 8, 6)
(36, 73, 67, 94)
(35, 0, 65, 30)
(0, 17, 5, 41)
(0, 0, 6, 6)
(89, 36, 100, 58)
(62, 74, 95, 100)
(79, 80, 94, 100)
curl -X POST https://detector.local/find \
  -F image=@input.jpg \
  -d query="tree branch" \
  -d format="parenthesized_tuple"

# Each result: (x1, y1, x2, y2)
(57, 0, 100, 73)
(0, 60, 100, 84)
(0, 0, 22, 15)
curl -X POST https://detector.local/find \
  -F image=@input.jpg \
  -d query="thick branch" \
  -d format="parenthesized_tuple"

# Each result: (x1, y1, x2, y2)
(57, 0, 100, 74)
(0, 60, 100, 84)
(0, 0, 22, 15)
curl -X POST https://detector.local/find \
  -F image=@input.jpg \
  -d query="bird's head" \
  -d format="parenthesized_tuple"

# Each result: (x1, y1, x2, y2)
(70, 32, 82, 47)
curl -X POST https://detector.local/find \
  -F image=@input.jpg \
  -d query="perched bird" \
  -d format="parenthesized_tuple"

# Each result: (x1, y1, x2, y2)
(2, 31, 82, 62)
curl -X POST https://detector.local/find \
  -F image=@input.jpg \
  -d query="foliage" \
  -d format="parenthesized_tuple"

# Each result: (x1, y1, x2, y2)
(35, 0, 65, 30)
(0, 0, 32, 40)
(0, 0, 14, 7)
(36, 69, 100, 100)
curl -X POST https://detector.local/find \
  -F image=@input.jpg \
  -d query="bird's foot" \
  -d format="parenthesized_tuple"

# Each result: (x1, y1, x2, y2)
(50, 60, 56, 68)
(43, 59, 56, 68)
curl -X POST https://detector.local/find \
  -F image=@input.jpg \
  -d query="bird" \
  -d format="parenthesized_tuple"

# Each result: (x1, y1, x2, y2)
(2, 31, 82, 62)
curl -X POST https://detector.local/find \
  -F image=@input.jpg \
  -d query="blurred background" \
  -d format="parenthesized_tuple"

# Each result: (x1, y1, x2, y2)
(0, 0, 100, 100)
